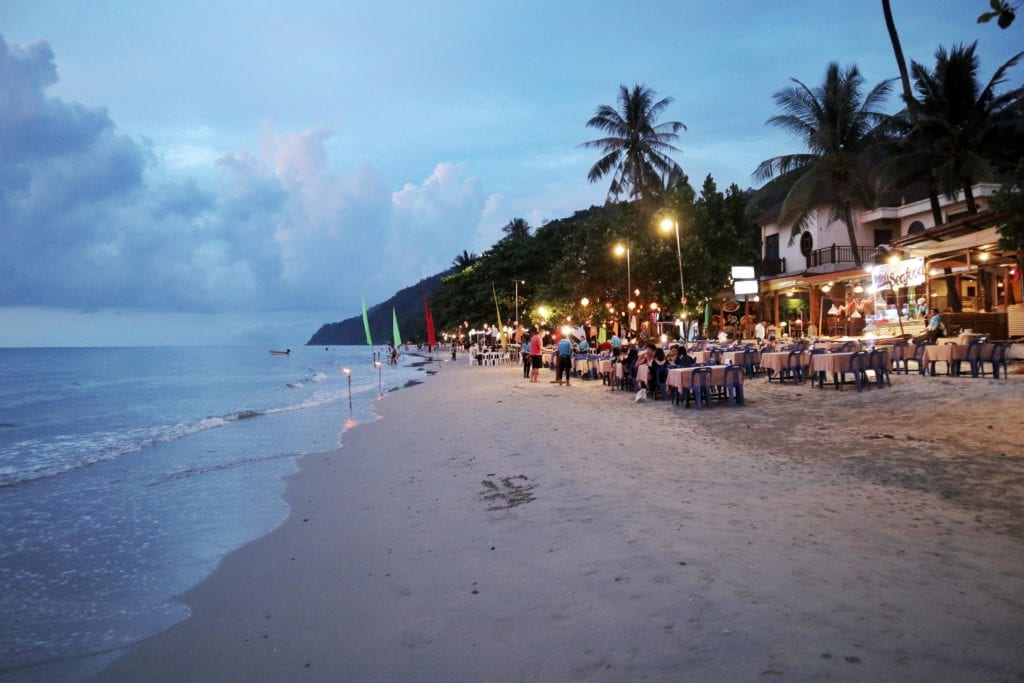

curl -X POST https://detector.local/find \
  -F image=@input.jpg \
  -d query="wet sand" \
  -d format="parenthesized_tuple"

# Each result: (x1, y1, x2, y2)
(91, 358, 1024, 681)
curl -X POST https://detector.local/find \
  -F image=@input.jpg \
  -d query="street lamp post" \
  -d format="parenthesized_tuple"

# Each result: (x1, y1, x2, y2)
(510, 279, 524, 338)
(660, 217, 685, 309)
(613, 240, 631, 311)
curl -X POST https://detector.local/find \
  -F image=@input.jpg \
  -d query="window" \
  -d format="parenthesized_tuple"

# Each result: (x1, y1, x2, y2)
(908, 220, 925, 234)
(800, 232, 814, 256)
(765, 233, 779, 260)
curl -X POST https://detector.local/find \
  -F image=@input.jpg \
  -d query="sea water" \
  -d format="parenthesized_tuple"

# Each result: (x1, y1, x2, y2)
(0, 345, 430, 675)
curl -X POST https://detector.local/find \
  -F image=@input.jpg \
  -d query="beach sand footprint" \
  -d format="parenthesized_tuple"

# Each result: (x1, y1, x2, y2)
(480, 475, 537, 510)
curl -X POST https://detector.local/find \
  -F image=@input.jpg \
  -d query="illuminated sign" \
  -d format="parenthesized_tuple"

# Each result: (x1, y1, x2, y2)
(871, 257, 924, 290)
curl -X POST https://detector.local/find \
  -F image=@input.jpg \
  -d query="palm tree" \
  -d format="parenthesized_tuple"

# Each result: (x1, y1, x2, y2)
(908, 42, 1023, 213)
(501, 218, 531, 240)
(452, 250, 479, 269)
(754, 63, 893, 268)
(581, 84, 686, 204)
(881, 0, 944, 225)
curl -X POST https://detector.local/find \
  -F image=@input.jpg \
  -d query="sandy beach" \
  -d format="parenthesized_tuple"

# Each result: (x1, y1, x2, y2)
(90, 357, 1024, 681)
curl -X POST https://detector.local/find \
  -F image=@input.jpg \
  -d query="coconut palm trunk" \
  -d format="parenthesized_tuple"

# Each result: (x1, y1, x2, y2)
(881, 0, 944, 225)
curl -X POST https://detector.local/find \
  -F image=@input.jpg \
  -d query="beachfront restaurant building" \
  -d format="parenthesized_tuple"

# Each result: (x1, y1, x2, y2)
(756, 183, 1022, 340)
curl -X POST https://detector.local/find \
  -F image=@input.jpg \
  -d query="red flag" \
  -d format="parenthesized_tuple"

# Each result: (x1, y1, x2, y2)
(421, 285, 437, 346)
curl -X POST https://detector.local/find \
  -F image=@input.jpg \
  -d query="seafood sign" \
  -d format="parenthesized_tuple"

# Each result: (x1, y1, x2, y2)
(872, 257, 925, 291)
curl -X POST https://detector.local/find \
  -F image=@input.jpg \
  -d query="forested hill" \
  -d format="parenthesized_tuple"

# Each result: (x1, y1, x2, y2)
(306, 272, 450, 346)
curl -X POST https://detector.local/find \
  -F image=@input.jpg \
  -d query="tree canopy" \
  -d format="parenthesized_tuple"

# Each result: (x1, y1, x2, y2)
(754, 63, 893, 267)
(581, 84, 686, 205)
(429, 175, 758, 341)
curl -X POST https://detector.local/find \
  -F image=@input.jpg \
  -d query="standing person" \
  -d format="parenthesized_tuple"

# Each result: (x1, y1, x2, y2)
(610, 332, 622, 351)
(521, 341, 531, 378)
(740, 313, 755, 340)
(755, 320, 766, 342)
(529, 329, 544, 383)
(555, 335, 573, 385)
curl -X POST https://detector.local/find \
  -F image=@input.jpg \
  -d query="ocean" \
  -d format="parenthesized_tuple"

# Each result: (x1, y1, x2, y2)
(0, 345, 432, 676)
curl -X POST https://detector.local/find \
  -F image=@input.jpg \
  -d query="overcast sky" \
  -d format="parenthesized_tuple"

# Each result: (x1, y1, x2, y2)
(1, 0, 1020, 346)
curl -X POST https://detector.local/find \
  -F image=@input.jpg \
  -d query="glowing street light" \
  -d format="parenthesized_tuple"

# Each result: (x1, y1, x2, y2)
(613, 241, 631, 308)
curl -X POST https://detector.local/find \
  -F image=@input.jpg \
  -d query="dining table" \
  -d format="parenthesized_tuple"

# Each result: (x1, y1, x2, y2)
(666, 365, 744, 405)
(690, 349, 756, 366)
(666, 365, 742, 391)
(808, 348, 889, 389)
(922, 343, 994, 376)
(759, 350, 810, 380)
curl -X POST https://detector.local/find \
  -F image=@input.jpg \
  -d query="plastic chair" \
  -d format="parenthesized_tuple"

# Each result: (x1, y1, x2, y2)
(742, 349, 758, 377)
(953, 340, 984, 377)
(868, 348, 891, 387)
(841, 341, 857, 352)
(654, 364, 670, 400)
(890, 342, 908, 374)
(780, 350, 804, 383)
(983, 343, 1009, 379)
(843, 351, 870, 392)
(905, 342, 930, 375)
(722, 365, 745, 405)
(685, 367, 713, 409)
(619, 361, 634, 390)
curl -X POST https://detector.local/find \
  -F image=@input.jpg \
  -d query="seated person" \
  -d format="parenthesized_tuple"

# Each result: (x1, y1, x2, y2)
(674, 347, 697, 368)
(651, 348, 670, 384)
(635, 343, 656, 367)
(666, 344, 679, 364)
(924, 307, 945, 343)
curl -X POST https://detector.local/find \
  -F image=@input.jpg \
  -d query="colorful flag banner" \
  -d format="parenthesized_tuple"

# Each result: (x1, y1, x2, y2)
(361, 291, 373, 346)
(421, 285, 437, 347)
(392, 308, 402, 348)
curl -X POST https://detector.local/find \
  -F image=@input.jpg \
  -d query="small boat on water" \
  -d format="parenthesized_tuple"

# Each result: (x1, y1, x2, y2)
(269, 349, 291, 356)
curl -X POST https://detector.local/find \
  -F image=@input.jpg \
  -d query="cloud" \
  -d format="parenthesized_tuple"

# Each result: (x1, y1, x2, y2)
(0, 35, 493, 321)
(390, 162, 495, 276)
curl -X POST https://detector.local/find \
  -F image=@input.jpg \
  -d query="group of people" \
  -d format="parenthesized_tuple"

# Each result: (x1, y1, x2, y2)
(519, 326, 706, 390)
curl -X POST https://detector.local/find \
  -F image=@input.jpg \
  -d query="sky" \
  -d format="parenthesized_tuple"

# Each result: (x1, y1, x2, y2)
(1, 0, 1021, 346)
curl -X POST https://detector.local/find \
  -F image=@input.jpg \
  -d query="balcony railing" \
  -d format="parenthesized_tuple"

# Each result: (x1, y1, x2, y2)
(807, 245, 878, 268)
(758, 245, 912, 279)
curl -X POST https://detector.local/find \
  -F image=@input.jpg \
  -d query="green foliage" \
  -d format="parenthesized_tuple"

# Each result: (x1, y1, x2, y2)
(994, 161, 1024, 265)
(754, 63, 893, 268)
(428, 177, 760, 336)
(904, 43, 1024, 210)
(581, 84, 686, 204)
(978, 0, 1019, 28)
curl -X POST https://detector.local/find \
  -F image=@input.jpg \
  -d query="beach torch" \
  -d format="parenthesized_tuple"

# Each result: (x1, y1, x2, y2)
(342, 367, 352, 411)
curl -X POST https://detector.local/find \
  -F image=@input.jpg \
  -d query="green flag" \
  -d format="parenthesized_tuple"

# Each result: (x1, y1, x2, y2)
(392, 308, 402, 347)
(361, 291, 373, 346)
